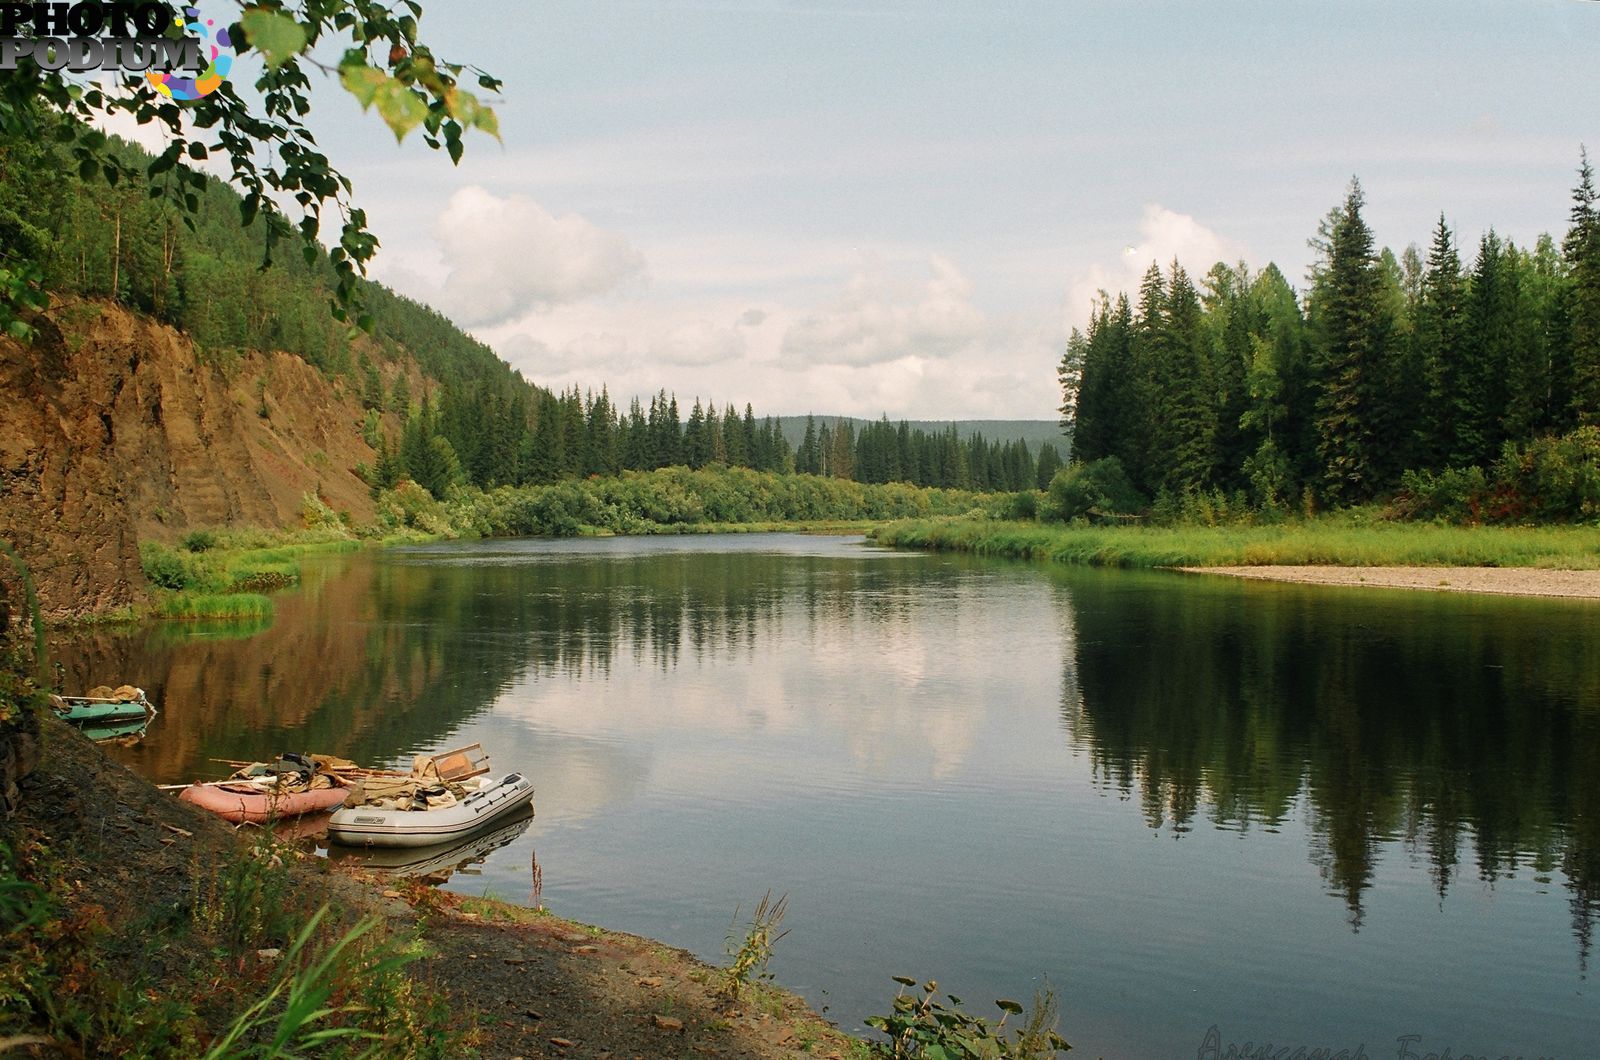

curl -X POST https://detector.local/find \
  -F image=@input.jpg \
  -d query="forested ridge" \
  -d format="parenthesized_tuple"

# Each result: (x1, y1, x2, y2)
(0, 122, 1057, 501)
(1060, 154, 1600, 518)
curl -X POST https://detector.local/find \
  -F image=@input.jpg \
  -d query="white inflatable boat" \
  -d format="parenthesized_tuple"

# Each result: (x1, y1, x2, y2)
(327, 773, 535, 848)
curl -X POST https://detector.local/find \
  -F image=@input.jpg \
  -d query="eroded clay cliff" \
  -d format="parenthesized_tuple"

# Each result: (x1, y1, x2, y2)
(0, 299, 386, 619)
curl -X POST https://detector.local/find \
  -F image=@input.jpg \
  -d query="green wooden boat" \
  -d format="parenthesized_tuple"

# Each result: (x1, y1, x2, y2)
(51, 689, 153, 725)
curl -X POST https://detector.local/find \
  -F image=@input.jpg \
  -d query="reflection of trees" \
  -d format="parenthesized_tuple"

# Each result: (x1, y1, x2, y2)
(53, 545, 962, 786)
(1060, 574, 1600, 956)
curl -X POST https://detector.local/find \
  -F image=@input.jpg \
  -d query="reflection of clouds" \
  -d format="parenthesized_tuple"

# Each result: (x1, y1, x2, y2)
(486, 573, 1063, 792)
(445, 714, 652, 830)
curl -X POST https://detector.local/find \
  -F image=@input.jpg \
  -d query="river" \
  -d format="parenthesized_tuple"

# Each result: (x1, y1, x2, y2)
(58, 534, 1600, 1057)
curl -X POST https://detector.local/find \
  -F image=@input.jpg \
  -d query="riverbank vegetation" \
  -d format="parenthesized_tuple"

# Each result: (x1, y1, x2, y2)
(872, 512, 1600, 570)
(1, 719, 466, 1057)
(134, 511, 367, 622)
(372, 465, 995, 539)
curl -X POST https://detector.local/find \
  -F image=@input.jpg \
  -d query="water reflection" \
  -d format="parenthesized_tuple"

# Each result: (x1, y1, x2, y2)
(327, 807, 535, 884)
(1058, 571, 1600, 959)
(52, 536, 1600, 987)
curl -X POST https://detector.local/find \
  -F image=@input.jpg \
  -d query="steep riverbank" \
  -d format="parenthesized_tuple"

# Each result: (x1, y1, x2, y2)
(0, 300, 405, 621)
(1, 717, 863, 1058)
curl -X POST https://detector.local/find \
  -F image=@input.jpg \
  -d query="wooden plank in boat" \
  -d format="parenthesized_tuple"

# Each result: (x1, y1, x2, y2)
(429, 743, 491, 781)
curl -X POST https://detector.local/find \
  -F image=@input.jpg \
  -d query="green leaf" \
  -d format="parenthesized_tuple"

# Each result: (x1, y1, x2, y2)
(241, 9, 308, 70)
(472, 108, 500, 140)
(372, 82, 428, 143)
(339, 63, 388, 109)
(995, 999, 1024, 1015)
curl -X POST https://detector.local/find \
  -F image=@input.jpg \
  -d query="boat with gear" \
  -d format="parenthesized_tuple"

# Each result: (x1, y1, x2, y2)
(328, 772, 535, 848)
(51, 686, 153, 725)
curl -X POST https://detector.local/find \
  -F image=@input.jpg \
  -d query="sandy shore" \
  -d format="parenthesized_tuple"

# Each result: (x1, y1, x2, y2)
(1182, 565, 1600, 600)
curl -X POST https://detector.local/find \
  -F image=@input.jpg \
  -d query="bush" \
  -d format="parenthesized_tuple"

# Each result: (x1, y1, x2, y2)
(1039, 458, 1147, 523)
(180, 529, 217, 553)
(1393, 466, 1489, 522)
(138, 542, 196, 590)
(1493, 427, 1600, 522)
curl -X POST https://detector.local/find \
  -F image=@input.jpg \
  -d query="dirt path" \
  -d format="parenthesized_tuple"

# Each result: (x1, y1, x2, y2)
(1182, 565, 1600, 600)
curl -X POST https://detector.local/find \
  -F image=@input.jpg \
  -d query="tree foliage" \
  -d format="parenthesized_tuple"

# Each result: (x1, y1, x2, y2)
(0, 0, 501, 337)
(1061, 156, 1600, 515)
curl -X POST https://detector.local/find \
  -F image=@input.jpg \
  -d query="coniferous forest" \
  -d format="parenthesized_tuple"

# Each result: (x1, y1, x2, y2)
(1060, 156, 1600, 521)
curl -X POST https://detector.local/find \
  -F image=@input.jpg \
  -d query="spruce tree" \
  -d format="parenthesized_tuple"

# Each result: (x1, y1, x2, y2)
(1156, 262, 1218, 495)
(1413, 216, 1467, 470)
(1309, 179, 1391, 502)
(1565, 148, 1600, 423)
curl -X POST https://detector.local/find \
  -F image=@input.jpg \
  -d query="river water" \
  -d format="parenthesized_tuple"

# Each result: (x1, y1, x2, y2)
(59, 534, 1599, 1057)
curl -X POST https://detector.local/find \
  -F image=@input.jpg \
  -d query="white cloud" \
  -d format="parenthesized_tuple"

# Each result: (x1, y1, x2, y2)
(1066, 204, 1247, 330)
(650, 320, 747, 366)
(434, 186, 646, 327)
(780, 255, 984, 368)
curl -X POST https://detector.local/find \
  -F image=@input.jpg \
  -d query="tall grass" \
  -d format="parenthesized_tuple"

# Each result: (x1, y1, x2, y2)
(872, 517, 1600, 570)
(137, 529, 367, 623)
(148, 592, 275, 621)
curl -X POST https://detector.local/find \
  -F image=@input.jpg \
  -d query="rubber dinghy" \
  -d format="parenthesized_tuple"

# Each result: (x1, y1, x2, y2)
(327, 773, 535, 848)
(179, 752, 357, 825)
(51, 687, 152, 725)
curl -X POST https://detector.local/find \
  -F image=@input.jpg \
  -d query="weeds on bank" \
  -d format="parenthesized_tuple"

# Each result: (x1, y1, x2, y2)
(864, 977, 1070, 1058)
(1, 832, 469, 1057)
(722, 890, 789, 1001)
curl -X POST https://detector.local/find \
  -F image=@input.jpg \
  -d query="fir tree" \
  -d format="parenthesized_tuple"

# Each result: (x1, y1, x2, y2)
(1565, 148, 1600, 423)
(1309, 179, 1392, 502)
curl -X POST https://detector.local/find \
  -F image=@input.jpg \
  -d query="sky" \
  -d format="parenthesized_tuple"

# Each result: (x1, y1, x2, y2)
(200, 1, 1600, 418)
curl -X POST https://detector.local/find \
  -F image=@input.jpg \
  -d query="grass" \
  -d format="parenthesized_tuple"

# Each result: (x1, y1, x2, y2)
(871, 514, 1600, 570)
(147, 592, 274, 621)
(133, 528, 370, 625)
(1, 829, 469, 1058)
(722, 891, 789, 1002)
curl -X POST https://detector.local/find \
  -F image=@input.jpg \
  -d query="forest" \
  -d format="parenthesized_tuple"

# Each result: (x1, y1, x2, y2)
(1059, 155, 1600, 521)
(0, 121, 1058, 500)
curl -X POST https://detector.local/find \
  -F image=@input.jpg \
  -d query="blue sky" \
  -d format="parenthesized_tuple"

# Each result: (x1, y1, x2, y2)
(240, 1, 1600, 417)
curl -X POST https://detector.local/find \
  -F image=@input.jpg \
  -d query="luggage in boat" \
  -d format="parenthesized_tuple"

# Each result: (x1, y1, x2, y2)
(179, 752, 370, 824)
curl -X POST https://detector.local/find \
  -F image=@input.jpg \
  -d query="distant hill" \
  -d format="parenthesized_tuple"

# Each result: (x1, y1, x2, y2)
(776, 417, 1068, 455)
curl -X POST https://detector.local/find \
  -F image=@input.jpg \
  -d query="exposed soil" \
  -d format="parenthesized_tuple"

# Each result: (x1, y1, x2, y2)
(0, 299, 409, 620)
(400, 893, 859, 1059)
(1182, 564, 1600, 599)
(5, 718, 861, 1059)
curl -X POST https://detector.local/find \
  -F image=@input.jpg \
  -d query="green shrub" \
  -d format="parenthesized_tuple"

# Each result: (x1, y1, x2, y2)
(1493, 427, 1600, 522)
(1039, 457, 1147, 523)
(180, 529, 217, 553)
(138, 542, 196, 590)
(865, 977, 1069, 1058)
(1394, 466, 1489, 522)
